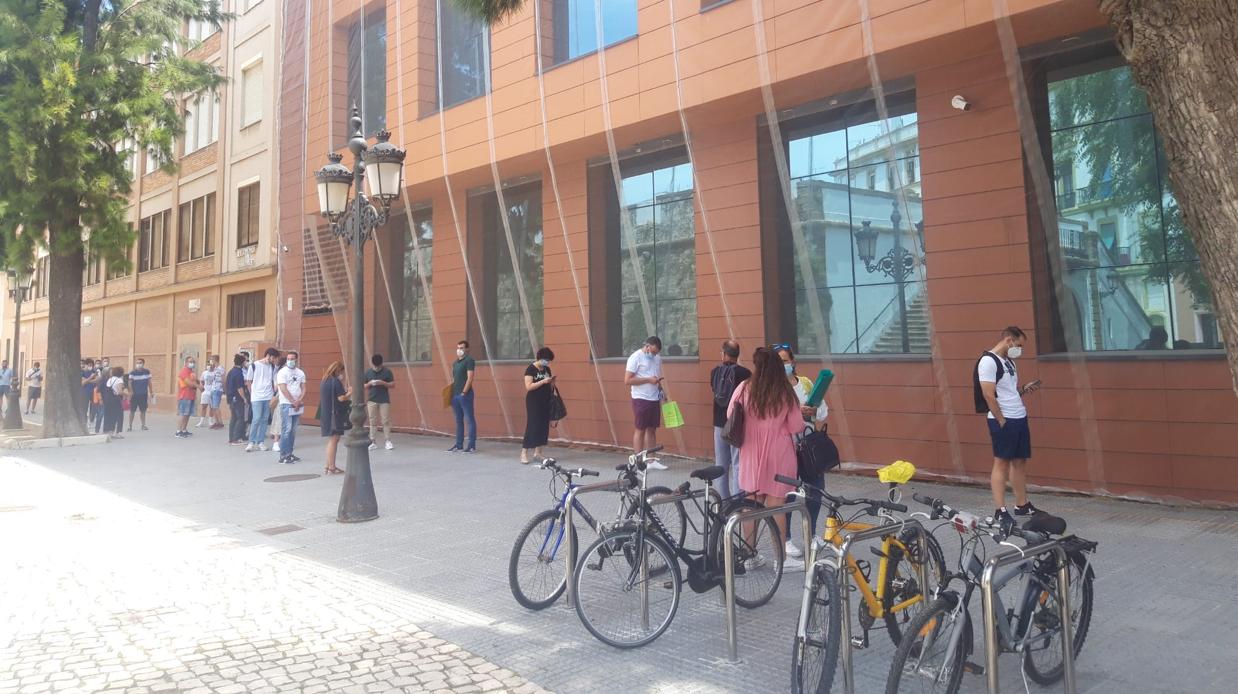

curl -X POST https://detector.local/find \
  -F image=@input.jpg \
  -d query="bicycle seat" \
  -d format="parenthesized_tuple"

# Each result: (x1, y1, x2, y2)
(690, 465, 726, 482)
(1022, 512, 1067, 536)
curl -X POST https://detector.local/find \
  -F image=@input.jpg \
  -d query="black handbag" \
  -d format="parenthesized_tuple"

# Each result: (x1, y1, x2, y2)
(721, 400, 745, 448)
(548, 387, 567, 422)
(796, 424, 840, 478)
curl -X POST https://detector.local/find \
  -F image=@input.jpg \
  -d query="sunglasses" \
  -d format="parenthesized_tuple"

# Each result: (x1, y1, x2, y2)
(769, 343, 791, 351)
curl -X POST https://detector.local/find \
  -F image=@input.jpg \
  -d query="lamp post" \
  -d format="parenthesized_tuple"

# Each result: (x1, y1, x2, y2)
(315, 106, 406, 523)
(854, 200, 924, 352)
(4, 268, 34, 430)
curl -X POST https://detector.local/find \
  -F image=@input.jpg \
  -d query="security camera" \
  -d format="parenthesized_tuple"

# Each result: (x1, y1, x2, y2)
(951, 95, 972, 112)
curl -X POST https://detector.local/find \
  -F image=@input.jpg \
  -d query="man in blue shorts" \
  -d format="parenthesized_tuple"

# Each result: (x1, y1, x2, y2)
(975, 326, 1042, 531)
(127, 359, 152, 431)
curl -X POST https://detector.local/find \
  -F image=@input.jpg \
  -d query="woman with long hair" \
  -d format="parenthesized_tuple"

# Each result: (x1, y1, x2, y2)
(102, 366, 127, 438)
(727, 347, 805, 571)
(520, 346, 556, 464)
(319, 361, 351, 474)
(775, 344, 829, 560)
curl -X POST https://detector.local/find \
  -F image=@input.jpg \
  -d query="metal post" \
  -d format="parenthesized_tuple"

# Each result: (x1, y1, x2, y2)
(3, 285, 24, 430)
(337, 111, 377, 523)
(563, 477, 632, 607)
(834, 518, 932, 694)
(981, 541, 1077, 694)
(722, 499, 811, 662)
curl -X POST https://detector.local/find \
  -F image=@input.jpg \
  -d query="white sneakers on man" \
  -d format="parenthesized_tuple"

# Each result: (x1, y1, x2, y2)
(785, 541, 804, 559)
(385, 441, 394, 450)
(368, 443, 378, 451)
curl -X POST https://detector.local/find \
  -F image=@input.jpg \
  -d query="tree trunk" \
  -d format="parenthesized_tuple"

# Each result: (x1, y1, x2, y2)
(1099, 0, 1238, 396)
(44, 226, 88, 437)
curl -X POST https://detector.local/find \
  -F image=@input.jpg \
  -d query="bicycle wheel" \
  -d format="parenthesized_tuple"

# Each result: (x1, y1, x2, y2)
(791, 563, 841, 694)
(881, 529, 948, 645)
(710, 498, 783, 608)
(509, 508, 577, 610)
(1021, 550, 1094, 684)
(885, 596, 969, 694)
(641, 485, 688, 550)
(573, 529, 681, 649)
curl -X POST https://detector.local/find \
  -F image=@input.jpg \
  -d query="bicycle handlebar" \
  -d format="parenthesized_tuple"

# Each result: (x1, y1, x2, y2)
(538, 458, 599, 478)
(775, 474, 907, 513)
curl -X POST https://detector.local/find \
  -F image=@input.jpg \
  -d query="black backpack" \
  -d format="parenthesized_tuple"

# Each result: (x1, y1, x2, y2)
(972, 352, 1004, 414)
(711, 363, 739, 410)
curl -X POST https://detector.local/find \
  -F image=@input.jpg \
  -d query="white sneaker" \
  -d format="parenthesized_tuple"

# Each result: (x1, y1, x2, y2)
(273, 441, 280, 452)
(646, 460, 668, 471)
(782, 556, 805, 573)
(384, 441, 394, 451)
(785, 541, 804, 559)
(744, 554, 768, 571)
(195, 419, 204, 428)
(258, 443, 268, 452)
(245, 443, 254, 452)
(368, 443, 377, 451)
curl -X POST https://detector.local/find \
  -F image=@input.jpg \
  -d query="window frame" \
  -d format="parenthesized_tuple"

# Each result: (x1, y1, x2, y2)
(239, 58, 263, 128)
(436, 0, 491, 110)
(227, 290, 266, 330)
(138, 209, 172, 273)
(467, 181, 544, 361)
(346, 10, 388, 138)
(236, 182, 261, 249)
(551, 0, 639, 65)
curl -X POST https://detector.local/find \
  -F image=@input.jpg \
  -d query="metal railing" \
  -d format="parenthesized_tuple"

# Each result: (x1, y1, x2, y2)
(980, 540, 1077, 694)
(722, 499, 811, 662)
(562, 477, 633, 608)
(832, 517, 934, 694)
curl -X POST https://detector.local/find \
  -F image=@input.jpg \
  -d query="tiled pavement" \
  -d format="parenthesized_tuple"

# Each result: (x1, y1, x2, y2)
(5, 412, 1238, 692)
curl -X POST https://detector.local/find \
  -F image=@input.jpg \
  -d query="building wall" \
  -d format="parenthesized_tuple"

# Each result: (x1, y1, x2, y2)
(275, 0, 1238, 504)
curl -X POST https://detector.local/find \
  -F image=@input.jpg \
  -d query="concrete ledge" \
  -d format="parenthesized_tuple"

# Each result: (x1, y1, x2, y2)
(4, 434, 111, 450)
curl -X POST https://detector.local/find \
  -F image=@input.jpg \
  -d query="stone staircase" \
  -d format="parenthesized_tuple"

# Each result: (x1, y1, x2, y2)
(869, 291, 932, 353)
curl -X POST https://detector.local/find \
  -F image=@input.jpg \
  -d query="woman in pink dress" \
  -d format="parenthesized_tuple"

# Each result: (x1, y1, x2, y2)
(727, 347, 806, 570)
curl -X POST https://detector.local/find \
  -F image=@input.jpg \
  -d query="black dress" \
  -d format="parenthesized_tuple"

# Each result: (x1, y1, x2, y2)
(522, 364, 553, 448)
(319, 376, 348, 437)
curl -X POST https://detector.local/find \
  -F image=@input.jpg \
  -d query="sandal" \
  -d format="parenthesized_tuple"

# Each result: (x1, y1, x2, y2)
(324, 467, 343, 474)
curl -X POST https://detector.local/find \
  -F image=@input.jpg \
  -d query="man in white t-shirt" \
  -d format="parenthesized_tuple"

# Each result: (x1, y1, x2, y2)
(275, 350, 306, 465)
(246, 348, 280, 452)
(624, 336, 664, 454)
(975, 326, 1042, 530)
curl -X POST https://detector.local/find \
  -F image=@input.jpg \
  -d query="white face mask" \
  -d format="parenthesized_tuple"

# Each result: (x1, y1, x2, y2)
(1007, 346, 1023, 360)
(187, 362, 196, 370)
(456, 349, 465, 358)
(287, 359, 297, 369)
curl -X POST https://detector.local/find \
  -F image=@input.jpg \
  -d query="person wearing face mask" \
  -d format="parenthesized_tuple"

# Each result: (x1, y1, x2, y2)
(226, 354, 250, 445)
(24, 362, 43, 415)
(175, 356, 200, 438)
(275, 350, 306, 464)
(520, 347, 557, 464)
(624, 336, 664, 454)
(775, 344, 828, 562)
(448, 340, 477, 453)
(364, 354, 396, 452)
(246, 348, 280, 452)
(974, 325, 1042, 531)
(93, 358, 112, 433)
(197, 355, 225, 429)
(127, 359, 152, 431)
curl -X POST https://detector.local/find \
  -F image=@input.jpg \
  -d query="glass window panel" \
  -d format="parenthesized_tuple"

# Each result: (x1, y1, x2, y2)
(1048, 65, 1150, 130)
(556, 0, 637, 62)
(789, 128, 847, 179)
(487, 187, 543, 359)
(624, 202, 654, 244)
(621, 170, 653, 208)
(439, 0, 489, 108)
(177, 203, 192, 262)
(653, 238, 695, 302)
(1063, 266, 1171, 350)
(791, 174, 852, 289)
(845, 113, 918, 166)
(1166, 263, 1220, 349)
(793, 287, 857, 355)
(653, 163, 692, 199)
(654, 198, 694, 241)
(400, 212, 433, 362)
(203, 193, 215, 256)
(856, 282, 928, 354)
(619, 248, 653, 303)
(348, 13, 387, 137)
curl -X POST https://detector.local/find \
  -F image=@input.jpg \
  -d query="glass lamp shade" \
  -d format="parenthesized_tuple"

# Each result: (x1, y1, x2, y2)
(315, 153, 353, 217)
(17, 270, 33, 291)
(855, 220, 878, 264)
(362, 131, 406, 201)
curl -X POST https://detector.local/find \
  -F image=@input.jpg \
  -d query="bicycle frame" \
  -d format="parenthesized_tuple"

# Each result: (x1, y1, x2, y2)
(822, 514, 924, 619)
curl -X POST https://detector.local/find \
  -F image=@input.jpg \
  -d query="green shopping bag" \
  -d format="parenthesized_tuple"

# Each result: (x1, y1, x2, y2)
(661, 401, 684, 429)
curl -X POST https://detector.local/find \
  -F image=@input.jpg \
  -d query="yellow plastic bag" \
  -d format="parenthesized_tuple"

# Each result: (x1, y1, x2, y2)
(877, 460, 916, 485)
(661, 401, 684, 429)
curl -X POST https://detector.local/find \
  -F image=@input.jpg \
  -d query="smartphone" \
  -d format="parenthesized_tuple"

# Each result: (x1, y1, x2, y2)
(1023, 379, 1042, 392)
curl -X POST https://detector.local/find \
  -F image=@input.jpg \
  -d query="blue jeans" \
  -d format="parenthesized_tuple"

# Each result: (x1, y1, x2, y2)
(451, 391, 476, 449)
(279, 404, 300, 457)
(249, 399, 271, 444)
(713, 425, 741, 499)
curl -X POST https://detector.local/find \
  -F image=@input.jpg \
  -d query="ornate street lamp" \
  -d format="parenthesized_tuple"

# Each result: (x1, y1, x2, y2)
(315, 106, 406, 523)
(4, 267, 34, 431)
(854, 200, 926, 352)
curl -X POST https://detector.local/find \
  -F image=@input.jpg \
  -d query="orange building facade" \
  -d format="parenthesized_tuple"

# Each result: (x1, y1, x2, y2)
(278, 0, 1238, 504)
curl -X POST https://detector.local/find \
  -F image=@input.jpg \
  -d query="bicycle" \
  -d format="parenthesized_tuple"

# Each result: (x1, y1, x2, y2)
(884, 493, 1097, 694)
(779, 473, 947, 694)
(508, 457, 687, 610)
(571, 446, 783, 648)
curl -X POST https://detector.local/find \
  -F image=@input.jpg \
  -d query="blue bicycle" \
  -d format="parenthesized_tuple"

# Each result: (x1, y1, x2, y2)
(509, 456, 687, 610)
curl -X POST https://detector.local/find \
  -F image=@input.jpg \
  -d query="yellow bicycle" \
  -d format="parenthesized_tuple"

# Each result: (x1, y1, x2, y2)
(786, 463, 946, 694)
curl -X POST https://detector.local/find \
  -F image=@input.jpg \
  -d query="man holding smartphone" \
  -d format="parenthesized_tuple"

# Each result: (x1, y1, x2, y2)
(975, 326, 1042, 530)
(624, 336, 664, 454)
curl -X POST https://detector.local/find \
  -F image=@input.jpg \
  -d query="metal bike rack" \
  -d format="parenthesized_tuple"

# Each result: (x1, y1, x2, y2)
(980, 540, 1077, 694)
(722, 499, 811, 662)
(562, 477, 633, 607)
(833, 517, 934, 694)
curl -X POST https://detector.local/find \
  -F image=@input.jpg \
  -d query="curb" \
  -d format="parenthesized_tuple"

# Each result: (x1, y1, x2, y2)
(4, 434, 111, 450)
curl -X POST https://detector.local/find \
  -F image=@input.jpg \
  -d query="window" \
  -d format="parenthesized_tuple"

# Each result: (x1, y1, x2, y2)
(589, 148, 698, 356)
(437, 0, 489, 108)
(397, 209, 434, 362)
(240, 60, 262, 127)
(227, 291, 265, 329)
(118, 138, 137, 179)
(177, 192, 216, 262)
(83, 252, 103, 286)
(183, 92, 218, 155)
(1034, 53, 1219, 351)
(760, 91, 926, 355)
(470, 182, 543, 360)
(138, 210, 171, 272)
(237, 182, 260, 248)
(107, 238, 133, 280)
(145, 145, 162, 175)
(347, 12, 387, 137)
(241, 0, 261, 12)
(553, 0, 638, 63)
(31, 256, 49, 300)
(187, 17, 216, 43)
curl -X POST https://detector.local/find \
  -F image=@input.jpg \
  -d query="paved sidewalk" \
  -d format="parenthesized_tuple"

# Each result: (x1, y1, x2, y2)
(6, 411, 1238, 692)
